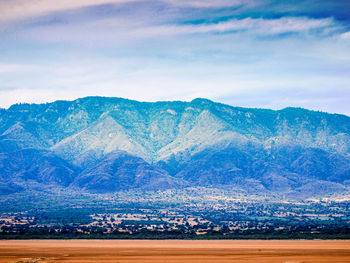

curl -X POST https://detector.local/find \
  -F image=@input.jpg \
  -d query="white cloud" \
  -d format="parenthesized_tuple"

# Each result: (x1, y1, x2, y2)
(0, 0, 137, 23)
(0, 63, 39, 74)
(138, 17, 335, 36)
(340, 31, 350, 39)
(18, 16, 336, 46)
(163, 0, 249, 8)
(0, 0, 252, 24)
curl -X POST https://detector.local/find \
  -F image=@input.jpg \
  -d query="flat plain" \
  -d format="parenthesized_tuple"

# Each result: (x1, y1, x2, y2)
(0, 240, 350, 263)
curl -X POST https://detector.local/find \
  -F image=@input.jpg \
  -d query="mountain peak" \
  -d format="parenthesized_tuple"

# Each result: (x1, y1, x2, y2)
(190, 98, 214, 104)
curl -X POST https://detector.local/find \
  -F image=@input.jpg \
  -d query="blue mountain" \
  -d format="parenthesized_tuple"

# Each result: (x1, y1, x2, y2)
(0, 97, 349, 198)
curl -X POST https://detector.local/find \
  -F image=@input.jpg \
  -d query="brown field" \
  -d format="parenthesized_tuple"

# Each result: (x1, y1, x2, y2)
(0, 240, 350, 263)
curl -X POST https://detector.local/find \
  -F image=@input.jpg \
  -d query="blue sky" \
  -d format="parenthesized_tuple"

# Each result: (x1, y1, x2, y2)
(0, 0, 349, 114)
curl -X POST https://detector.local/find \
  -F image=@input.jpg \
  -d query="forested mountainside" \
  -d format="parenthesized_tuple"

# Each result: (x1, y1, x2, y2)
(0, 96, 349, 198)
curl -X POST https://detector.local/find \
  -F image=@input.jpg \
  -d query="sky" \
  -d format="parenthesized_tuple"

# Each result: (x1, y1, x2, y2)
(0, 0, 349, 115)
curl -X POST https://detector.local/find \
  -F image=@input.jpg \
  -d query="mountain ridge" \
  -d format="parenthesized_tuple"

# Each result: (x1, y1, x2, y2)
(5, 96, 349, 117)
(0, 96, 349, 198)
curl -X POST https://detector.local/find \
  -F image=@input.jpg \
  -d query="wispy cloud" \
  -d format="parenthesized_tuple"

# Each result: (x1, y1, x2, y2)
(0, 0, 137, 23)
(0, 0, 251, 24)
(15, 16, 338, 46)
(164, 0, 250, 8)
(139, 17, 336, 36)
(340, 31, 350, 39)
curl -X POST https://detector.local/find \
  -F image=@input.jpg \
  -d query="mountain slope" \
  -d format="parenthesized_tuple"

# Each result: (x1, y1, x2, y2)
(0, 149, 77, 192)
(73, 151, 185, 193)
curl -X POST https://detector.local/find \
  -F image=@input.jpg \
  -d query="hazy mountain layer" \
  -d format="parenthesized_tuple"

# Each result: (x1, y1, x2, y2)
(0, 97, 349, 198)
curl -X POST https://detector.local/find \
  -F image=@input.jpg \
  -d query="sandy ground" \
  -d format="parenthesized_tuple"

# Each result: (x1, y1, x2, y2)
(0, 240, 350, 263)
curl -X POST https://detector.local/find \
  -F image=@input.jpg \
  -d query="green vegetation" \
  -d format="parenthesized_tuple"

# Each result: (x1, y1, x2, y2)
(1, 227, 349, 240)
(1, 190, 349, 240)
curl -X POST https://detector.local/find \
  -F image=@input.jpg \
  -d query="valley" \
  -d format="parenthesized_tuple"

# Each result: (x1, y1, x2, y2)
(1, 188, 349, 239)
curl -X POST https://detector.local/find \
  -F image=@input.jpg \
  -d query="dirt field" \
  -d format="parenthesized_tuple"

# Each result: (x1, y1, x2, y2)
(0, 240, 349, 263)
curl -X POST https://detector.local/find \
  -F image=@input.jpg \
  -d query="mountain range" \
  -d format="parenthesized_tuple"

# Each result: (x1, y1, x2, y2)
(0, 96, 349, 198)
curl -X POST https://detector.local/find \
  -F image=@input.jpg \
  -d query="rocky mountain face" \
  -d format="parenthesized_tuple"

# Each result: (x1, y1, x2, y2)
(0, 96, 349, 198)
